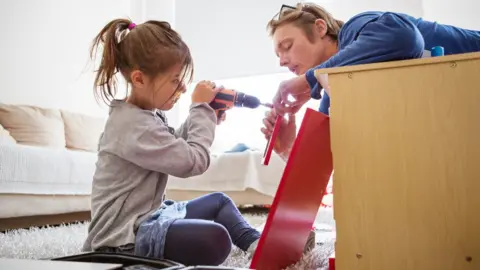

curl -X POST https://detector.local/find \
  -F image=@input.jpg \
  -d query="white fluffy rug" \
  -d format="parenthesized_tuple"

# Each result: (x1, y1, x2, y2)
(0, 212, 335, 269)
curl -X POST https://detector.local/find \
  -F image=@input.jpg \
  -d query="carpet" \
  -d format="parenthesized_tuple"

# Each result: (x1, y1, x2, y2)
(0, 212, 335, 269)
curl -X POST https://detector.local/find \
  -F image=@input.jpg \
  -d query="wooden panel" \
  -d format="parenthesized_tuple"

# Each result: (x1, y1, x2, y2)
(329, 55, 480, 270)
(251, 109, 333, 270)
(315, 52, 480, 75)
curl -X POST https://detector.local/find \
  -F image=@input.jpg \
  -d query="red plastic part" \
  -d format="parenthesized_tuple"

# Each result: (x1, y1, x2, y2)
(329, 257, 335, 270)
(261, 115, 282, 166)
(250, 109, 334, 270)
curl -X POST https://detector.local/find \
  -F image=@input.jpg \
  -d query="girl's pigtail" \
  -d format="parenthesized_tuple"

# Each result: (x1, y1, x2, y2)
(90, 19, 131, 105)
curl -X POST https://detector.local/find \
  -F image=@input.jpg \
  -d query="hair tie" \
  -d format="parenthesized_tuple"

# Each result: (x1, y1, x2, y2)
(128, 23, 136, 30)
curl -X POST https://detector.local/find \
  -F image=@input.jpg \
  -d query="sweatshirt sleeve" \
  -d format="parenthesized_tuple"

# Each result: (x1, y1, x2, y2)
(306, 12, 426, 99)
(174, 121, 188, 140)
(121, 103, 216, 178)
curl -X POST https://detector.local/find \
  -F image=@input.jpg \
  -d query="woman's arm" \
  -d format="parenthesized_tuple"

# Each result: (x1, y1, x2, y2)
(305, 12, 426, 99)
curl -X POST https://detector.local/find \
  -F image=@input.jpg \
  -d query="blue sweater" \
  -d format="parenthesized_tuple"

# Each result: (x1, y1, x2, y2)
(305, 11, 480, 115)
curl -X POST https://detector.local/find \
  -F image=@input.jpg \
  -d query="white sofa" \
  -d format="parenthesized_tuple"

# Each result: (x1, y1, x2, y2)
(0, 103, 285, 230)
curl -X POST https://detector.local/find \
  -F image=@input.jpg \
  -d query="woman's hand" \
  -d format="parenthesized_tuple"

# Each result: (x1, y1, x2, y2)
(192, 80, 222, 104)
(273, 74, 311, 116)
(260, 109, 297, 159)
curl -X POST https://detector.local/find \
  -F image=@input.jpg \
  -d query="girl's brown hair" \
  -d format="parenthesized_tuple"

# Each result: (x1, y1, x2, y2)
(90, 19, 193, 105)
(267, 2, 344, 42)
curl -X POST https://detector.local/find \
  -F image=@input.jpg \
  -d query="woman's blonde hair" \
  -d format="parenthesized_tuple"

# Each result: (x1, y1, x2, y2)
(267, 2, 344, 42)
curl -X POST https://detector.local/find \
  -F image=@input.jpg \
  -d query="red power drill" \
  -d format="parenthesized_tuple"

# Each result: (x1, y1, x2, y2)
(209, 89, 271, 119)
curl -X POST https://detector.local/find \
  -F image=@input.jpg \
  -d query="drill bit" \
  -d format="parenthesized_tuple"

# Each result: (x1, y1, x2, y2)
(260, 103, 273, 108)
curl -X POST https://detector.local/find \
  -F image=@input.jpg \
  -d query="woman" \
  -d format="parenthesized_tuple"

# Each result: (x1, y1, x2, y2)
(262, 2, 480, 156)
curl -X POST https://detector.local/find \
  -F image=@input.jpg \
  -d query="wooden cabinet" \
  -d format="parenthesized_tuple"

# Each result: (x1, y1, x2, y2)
(315, 52, 480, 270)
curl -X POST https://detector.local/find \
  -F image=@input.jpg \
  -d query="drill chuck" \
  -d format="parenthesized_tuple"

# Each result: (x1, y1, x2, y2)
(234, 92, 261, 109)
(209, 88, 266, 119)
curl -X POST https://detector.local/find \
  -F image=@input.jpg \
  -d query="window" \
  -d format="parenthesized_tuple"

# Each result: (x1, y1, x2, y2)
(174, 73, 321, 154)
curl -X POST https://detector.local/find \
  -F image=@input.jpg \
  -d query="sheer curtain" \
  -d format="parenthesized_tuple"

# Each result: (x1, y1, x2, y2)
(173, 72, 321, 154)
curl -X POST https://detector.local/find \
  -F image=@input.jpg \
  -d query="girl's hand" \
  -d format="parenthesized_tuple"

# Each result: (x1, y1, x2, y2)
(217, 112, 227, 125)
(192, 80, 222, 104)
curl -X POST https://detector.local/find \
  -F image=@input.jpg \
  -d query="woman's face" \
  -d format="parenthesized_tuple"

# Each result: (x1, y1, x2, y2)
(273, 23, 332, 75)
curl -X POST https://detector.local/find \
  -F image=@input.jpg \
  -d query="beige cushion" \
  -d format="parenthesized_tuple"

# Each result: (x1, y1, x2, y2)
(0, 124, 16, 145)
(61, 110, 105, 152)
(0, 104, 65, 148)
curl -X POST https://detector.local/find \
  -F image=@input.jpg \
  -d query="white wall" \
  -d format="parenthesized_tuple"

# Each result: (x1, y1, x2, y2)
(0, 0, 132, 116)
(130, 0, 175, 25)
(174, 0, 426, 81)
(174, 0, 478, 82)
(422, 0, 480, 29)
(0, 0, 478, 117)
(312, 0, 423, 22)
(175, 0, 295, 81)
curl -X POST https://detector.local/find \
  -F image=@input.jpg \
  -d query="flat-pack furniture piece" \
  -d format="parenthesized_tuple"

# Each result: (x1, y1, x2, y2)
(51, 252, 182, 270)
(261, 115, 282, 166)
(251, 108, 333, 270)
(1, 258, 121, 270)
(315, 52, 480, 270)
(51, 252, 251, 270)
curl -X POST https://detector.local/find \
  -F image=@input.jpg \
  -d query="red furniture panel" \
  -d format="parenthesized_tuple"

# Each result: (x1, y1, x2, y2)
(251, 109, 333, 270)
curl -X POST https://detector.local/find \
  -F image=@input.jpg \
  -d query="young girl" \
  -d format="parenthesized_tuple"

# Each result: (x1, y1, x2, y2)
(81, 18, 263, 266)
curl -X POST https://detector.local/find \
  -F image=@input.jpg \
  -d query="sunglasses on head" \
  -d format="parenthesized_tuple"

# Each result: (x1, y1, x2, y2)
(276, 4, 296, 19)
(277, 4, 318, 20)
(280, 4, 296, 12)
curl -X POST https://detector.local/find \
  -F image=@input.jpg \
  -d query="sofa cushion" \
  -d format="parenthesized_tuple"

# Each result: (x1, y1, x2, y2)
(0, 104, 65, 148)
(61, 110, 105, 152)
(0, 124, 16, 145)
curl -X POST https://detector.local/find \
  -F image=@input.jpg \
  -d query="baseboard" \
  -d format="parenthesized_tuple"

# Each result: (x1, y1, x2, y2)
(0, 211, 91, 232)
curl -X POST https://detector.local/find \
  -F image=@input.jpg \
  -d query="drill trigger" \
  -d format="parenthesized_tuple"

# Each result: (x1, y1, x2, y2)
(217, 109, 226, 120)
(209, 100, 229, 110)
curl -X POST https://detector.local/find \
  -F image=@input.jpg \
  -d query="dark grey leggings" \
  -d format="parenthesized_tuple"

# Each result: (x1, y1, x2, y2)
(163, 192, 261, 266)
